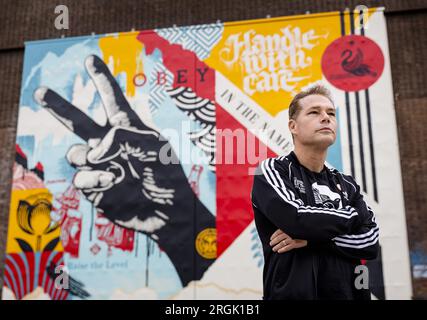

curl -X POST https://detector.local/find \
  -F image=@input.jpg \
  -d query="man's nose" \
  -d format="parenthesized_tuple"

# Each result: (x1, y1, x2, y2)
(320, 112, 330, 122)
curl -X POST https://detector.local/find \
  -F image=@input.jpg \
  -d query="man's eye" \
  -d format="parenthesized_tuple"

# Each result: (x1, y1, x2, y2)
(309, 111, 317, 114)
(329, 113, 336, 116)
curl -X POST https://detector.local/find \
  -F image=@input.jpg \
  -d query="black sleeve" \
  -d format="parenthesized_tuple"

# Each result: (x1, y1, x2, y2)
(251, 158, 363, 243)
(328, 174, 380, 260)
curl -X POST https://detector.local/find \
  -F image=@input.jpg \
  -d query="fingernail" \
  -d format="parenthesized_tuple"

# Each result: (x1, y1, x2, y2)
(33, 87, 48, 106)
(66, 144, 89, 167)
(84, 55, 96, 72)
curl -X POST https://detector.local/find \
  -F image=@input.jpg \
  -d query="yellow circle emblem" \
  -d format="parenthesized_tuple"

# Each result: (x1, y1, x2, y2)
(195, 228, 217, 259)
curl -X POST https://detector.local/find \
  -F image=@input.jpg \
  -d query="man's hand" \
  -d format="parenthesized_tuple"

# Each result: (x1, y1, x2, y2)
(269, 229, 308, 253)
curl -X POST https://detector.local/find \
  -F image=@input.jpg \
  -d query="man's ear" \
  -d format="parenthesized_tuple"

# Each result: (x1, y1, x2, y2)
(288, 119, 296, 135)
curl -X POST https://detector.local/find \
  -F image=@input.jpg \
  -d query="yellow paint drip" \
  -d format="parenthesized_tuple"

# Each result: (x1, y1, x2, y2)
(99, 33, 144, 97)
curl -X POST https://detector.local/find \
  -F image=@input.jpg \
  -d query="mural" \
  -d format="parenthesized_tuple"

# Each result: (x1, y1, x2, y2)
(2, 7, 412, 299)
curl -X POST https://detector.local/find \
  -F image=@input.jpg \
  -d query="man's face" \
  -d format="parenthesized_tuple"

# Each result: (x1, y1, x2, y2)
(288, 94, 337, 149)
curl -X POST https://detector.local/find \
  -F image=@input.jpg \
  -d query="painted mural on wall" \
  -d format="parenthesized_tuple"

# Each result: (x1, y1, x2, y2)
(2, 7, 412, 299)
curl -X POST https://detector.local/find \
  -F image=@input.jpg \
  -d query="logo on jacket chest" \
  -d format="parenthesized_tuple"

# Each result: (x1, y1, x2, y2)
(293, 177, 305, 193)
(312, 182, 343, 209)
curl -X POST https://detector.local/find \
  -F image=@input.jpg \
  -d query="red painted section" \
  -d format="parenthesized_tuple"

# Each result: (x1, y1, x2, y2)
(215, 103, 276, 255)
(16, 144, 27, 159)
(137, 31, 215, 101)
(322, 35, 384, 92)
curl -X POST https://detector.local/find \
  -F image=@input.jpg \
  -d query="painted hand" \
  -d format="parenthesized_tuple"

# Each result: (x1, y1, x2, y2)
(34, 55, 193, 236)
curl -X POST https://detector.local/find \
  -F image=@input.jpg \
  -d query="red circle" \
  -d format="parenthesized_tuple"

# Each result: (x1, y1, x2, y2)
(321, 35, 384, 92)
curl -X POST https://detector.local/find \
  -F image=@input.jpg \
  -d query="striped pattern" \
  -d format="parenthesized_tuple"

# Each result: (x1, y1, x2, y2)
(4, 251, 69, 300)
(261, 157, 379, 249)
(168, 86, 216, 171)
(155, 22, 224, 60)
(261, 158, 357, 217)
(339, 10, 379, 203)
(333, 207, 380, 249)
(149, 62, 174, 113)
(250, 226, 264, 268)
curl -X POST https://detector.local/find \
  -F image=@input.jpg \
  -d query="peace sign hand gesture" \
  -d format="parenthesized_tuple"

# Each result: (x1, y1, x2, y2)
(34, 55, 189, 235)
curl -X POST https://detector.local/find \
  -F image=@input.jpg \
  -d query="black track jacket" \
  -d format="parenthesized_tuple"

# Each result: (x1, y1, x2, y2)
(251, 151, 379, 300)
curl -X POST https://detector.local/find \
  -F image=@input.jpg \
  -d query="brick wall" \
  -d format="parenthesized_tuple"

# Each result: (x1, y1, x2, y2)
(0, 0, 426, 299)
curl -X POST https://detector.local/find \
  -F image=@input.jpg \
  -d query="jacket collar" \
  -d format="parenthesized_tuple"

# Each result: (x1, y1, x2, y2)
(287, 150, 328, 177)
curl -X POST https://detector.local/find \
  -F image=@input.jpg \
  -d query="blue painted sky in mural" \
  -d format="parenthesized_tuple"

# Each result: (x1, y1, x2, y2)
(20, 35, 221, 299)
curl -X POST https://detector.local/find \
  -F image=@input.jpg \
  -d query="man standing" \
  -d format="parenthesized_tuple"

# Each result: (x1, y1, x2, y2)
(251, 85, 379, 300)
